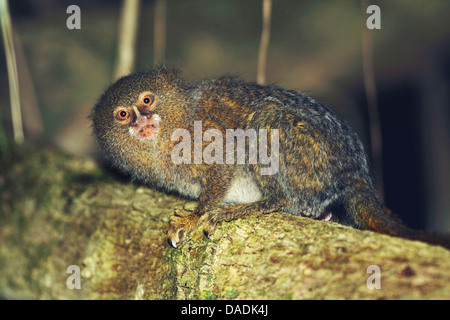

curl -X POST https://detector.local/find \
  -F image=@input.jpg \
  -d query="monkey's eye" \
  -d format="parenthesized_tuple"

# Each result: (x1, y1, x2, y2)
(141, 94, 154, 107)
(116, 109, 130, 121)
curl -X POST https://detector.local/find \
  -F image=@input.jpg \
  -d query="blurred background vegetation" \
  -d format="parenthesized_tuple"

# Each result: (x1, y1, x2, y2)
(0, 0, 449, 232)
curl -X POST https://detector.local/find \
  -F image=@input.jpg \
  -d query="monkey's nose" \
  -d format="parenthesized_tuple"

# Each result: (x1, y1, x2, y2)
(132, 105, 141, 117)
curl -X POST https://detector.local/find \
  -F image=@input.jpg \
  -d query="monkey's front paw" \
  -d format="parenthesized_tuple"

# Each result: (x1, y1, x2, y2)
(167, 209, 201, 248)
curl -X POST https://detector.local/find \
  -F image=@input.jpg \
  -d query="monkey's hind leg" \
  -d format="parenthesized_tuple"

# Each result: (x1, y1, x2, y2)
(167, 167, 287, 248)
(203, 196, 287, 237)
(167, 196, 285, 248)
(202, 169, 288, 240)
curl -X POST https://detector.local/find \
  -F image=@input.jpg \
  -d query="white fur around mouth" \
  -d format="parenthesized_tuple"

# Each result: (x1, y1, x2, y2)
(129, 126, 159, 141)
(128, 114, 161, 142)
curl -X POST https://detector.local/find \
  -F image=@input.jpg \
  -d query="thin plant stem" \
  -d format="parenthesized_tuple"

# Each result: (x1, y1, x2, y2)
(113, 0, 141, 80)
(257, 0, 272, 85)
(0, 0, 24, 144)
(361, 2, 384, 202)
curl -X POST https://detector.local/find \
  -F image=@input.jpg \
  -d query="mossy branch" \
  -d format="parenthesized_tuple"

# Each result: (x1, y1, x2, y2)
(0, 147, 449, 299)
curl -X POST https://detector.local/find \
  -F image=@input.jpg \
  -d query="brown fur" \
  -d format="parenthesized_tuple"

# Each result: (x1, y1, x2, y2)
(91, 66, 449, 249)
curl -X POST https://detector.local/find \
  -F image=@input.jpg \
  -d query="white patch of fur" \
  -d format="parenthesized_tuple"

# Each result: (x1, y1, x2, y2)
(223, 171, 262, 204)
(153, 114, 161, 122)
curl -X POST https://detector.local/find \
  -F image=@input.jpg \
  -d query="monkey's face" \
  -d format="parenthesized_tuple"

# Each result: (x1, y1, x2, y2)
(92, 72, 165, 149)
(91, 68, 186, 172)
(92, 68, 184, 144)
(112, 90, 161, 142)
(91, 71, 168, 173)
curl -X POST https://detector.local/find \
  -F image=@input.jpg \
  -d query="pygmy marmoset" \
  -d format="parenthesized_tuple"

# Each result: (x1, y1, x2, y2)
(91, 66, 448, 249)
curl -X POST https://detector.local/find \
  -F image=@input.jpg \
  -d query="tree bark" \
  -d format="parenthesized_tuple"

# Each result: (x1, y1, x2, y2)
(0, 147, 449, 299)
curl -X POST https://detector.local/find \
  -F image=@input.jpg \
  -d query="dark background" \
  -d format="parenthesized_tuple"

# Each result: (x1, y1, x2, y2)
(1, 0, 449, 232)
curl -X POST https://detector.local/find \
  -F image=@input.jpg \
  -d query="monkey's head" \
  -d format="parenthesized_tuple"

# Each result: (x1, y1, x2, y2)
(91, 66, 185, 174)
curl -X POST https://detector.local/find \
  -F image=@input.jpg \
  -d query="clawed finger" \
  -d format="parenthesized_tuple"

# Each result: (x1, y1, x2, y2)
(167, 210, 201, 248)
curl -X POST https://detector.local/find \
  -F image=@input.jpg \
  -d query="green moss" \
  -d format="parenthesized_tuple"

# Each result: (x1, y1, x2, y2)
(203, 290, 216, 300)
(226, 288, 239, 299)
(284, 293, 293, 300)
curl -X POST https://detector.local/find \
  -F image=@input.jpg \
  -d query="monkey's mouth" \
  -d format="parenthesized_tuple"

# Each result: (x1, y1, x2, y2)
(129, 114, 161, 141)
